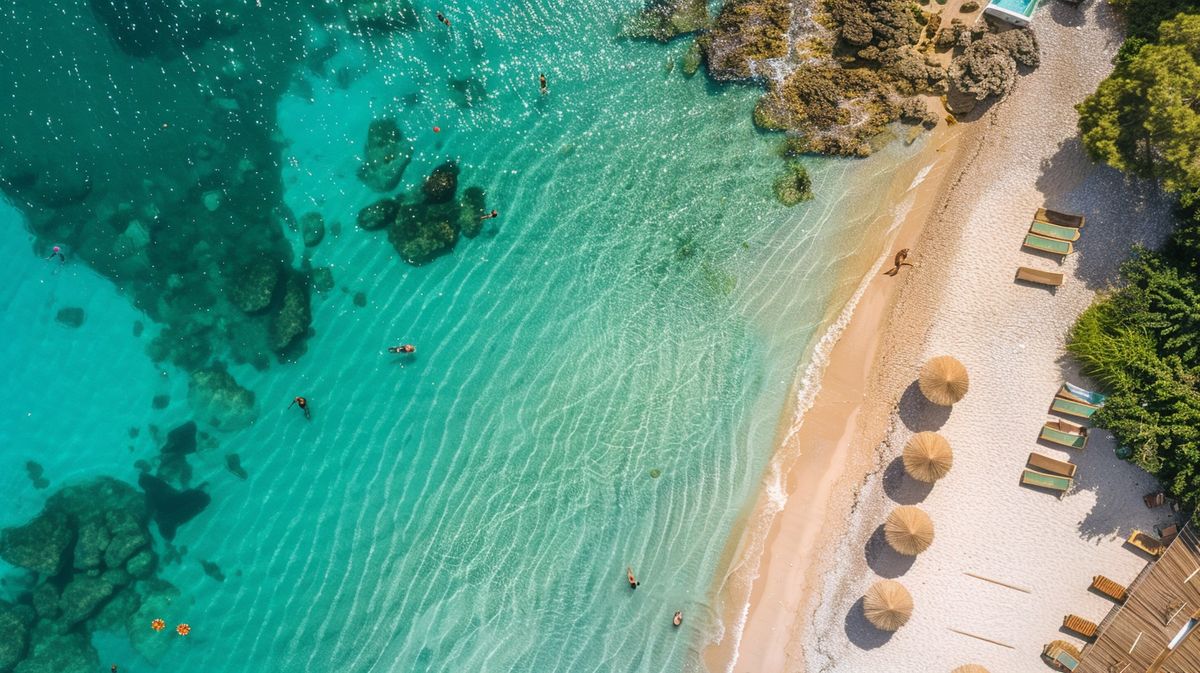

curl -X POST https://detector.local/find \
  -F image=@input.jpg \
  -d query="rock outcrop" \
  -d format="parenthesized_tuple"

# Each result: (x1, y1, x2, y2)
(187, 366, 257, 431)
(357, 118, 413, 192)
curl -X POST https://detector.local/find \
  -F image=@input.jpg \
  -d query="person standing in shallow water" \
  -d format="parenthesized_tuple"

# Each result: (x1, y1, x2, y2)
(288, 396, 310, 420)
(539, 73, 548, 95)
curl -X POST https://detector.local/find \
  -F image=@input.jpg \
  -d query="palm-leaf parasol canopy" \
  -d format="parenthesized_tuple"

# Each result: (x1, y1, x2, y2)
(863, 579, 913, 631)
(919, 356, 969, 406)
(903, 432, 954, 482)
(951, 666, 990, 673)
(884, 506, 935, 556)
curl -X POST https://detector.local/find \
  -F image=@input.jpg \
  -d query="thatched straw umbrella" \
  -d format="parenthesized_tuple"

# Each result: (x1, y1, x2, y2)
(884, 506, 935, 555)
(903, 432, 953, 482)
(951, 666, 990, 673)
(918, 356, 969, 406)
(863, 579, 913, 631)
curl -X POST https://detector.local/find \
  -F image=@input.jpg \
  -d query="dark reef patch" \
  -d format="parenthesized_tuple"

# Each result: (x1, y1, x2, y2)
(138, 473, 211, 541)
(54, 307, 85, 328)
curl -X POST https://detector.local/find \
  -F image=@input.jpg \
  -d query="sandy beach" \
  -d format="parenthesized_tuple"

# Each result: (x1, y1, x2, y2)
(703, 1, 1182, 671)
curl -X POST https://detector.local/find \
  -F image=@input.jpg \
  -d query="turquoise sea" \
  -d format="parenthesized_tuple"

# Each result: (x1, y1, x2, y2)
(0, 2, 924, 672)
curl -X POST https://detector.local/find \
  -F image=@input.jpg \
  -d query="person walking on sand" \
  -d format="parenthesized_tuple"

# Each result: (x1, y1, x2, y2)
(626, 567, 640, 590)
(479, 209, 498, 222)
(673, 611, 682, 627)
(539, 73, 548, 95)
(884, 248, 913, 276)
(288, 396, 311, 420)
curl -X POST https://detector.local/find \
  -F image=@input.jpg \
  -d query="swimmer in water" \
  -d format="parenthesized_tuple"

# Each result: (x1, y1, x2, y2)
(539, 73, 548, 95)
(479, 209, 498, 221)
(673, 611, 682, 627)
(388, 344, 416, 354)
(436, 11, 451, 27)
(288, 396, 311, 420)
(626, 567, 640, 590)
(46, 245, 65, 264)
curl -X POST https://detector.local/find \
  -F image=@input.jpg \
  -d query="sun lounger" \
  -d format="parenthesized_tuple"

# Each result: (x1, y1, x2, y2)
(1043, 640, 1082, 671)
(1022, 468, 1072, 495)
(1144, 491, 1166, 508)
(1028, 452, 1077, 478)
(1092, 575, 1127, 603)
(1041, 420, 1089, 450)
(1059, 382, 1107, 406)
(1127, 530, 1165, 556)
(1024, 233, 1074, 256)
(1016, 266, 1064, 287)
(1158, 523, 1179, 545)
(1063, 614, 1098, 639)
(1036, 208, 1085, 228)
(1051, 397, 1099, 420)
(1030, 220, 1082, 242)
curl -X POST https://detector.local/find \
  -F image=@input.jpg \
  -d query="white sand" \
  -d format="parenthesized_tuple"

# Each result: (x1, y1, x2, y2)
(802, 2, 1181, 671)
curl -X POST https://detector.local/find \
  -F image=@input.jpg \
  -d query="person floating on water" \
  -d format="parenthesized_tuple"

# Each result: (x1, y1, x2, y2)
(111, 665, 119, 673)
(539, 73, 548, 95)
(46, 245, 65, 264)
(673, 611, 683, 627)
(884, 248, 913, 276)
(388, 344, 416, 354)
(436, 11, 451, 27)
(288, 396, 311, 420)
(479, 209, 498, 222)
(626, 567, 640, 590)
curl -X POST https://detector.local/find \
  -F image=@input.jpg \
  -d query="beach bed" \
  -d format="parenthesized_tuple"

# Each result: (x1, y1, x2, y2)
(1051, 396, 1099, 420)
(1015, 266, 1064, 287)
(1035, 208, 1085, 228)
(1028, 452, 1077, 478)
(1091, 575, 1128, 603)
(1062, 613, 1098, 639)
(1043, 639, 1082, 671)
(1041, 419, 1088, 450)
(1023, 233, 1074, 256)
(1058, 382, 1107, 406)
(1030, 220, 1081, 242)
(1127, 530, 1166, 556)
(1021, 468, 1072, 495)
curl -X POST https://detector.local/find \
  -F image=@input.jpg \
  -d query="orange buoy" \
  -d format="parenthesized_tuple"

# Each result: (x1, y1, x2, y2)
(176, 623, 191, 636)
(433, 126, 441, 133)
(151, 618, 166, 632)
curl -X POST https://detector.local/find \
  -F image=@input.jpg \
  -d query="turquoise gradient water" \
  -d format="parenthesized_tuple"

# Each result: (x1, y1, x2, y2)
(0, 2, 923, 672)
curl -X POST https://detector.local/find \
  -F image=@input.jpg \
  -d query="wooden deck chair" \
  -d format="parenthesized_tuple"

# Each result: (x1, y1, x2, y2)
(1158, 523, 1180, 545)
(1028, 452, 1077, 478)
(1036, 208, 1085, 228)
(1022, 468, 1072, 495)
(1016, 266, 1064, 287)
(1041, 420, 1089, 450)
(1051, 396, 1099, 420)
(1128, 530, 1166, 556)
(1091, 575, 1127, 603)
(1063, 614, 1098, 639)
(1043, 640, 1082, 671)
(1031, 220, 1082, 242)
(1024, 233, 1074, 256)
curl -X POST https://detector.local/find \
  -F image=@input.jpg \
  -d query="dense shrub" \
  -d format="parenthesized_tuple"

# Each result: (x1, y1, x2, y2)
(948, 28, 1039, 100)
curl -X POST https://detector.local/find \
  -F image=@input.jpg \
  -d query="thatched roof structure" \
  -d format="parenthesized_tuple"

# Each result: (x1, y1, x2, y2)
(863, 579, 913, 631)
(918, 356, 969, 406)
(885, 506, 935, 556)
(950, 666, 989, 673)
(903, 432, 953, 482)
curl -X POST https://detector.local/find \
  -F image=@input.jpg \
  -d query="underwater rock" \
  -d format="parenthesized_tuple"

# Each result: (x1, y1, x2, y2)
(201, 559, 226, 582)
(357, 118, 413, 193)
(103, 510, 151, 569)
(753, 66, 898, 157)
(0, 510, 73, 576)
(421, 161, 460, 204)
(30, 584, 59, 621)
(388, 202, 461, 265)
(459, 187, 487, 238)
(447, 76, 488, 108)
(0, 601, 32, 673)
(353, 291, 367, 307)
(773, 160, 815, 206)
(225, 453, 248, 480)
(620, 0, 709, 42)
(29, 167, 92, 207)
(311, 267, 334, 294)
(681, 40, 702, 77)
(54, 308, 85, 328)
(269, 271, 312, 354)
(342, 0, 418, 32)
(151, 394, 169, 410)
(88, 582, 141, 631)
(187, 366, 257, 431)
(698, 0, 790, 82)
(89, 0, 243, 58)
(24, 462, 48, 490)
(227, 258, 282, 314)
(13, 628, 97, 673)
(137, 473, 211, 541)
(124, 550, 155, 579)
(126, 581, 179, 663)
(161, 421, 198, 457)
(72, 517, 112, 571)
(300, 212, 325, 247)
(357, 197, 399, 231)
(58, 575, 116, 626)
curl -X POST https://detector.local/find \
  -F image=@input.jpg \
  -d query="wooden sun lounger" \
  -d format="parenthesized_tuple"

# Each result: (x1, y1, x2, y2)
(1091, 575, 1127, 603)
(1016, 266, 1064, 287)
(1041, 420, 1089, 450)
(1043, 640, 1082, 671)
(1024, 233, 1074, 256)
(1158, 523, 1179, 545)
(1059, 382, 1107, 405)
(1036, 208, 1085, 228)
(1022, 468, 1072, 495)
(1063, 614, 1098, 639)
(1030, 220, 1082, 242)
(1128, 530, 1166, 556)
(1028, 452, 1077, 478)
(1051, 396, 1099, 420)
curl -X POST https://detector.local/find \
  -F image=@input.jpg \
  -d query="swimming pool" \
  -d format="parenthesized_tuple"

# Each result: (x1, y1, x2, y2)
(984, 0, 1041, 26)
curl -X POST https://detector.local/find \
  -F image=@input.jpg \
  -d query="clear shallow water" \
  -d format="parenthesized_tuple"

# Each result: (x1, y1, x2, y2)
(0, 2, 921, 672)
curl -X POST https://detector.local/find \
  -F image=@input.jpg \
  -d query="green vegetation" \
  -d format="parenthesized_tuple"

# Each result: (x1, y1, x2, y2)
(773, 160, 815, 205)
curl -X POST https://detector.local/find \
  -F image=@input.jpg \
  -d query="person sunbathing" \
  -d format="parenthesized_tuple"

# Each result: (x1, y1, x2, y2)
(885, 248, 913, 276)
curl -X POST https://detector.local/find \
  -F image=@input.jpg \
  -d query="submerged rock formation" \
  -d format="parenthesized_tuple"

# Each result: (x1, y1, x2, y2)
(697, 0, 790, 82)
(187, 365, 257, 431)
(342, 0, 418, 32)
(138, 473, 211, 541)
(621, 0, 710, 42)
(357, 118, 413, 193)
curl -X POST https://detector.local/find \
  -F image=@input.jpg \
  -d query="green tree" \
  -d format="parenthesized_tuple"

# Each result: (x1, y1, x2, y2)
(1077, 13, 1200, 207)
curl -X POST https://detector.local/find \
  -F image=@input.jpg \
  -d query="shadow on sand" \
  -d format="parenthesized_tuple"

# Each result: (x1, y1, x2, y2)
(844, 597, 894, 650)
(898, 381, 952, 432)
(882, 456, 934, 505)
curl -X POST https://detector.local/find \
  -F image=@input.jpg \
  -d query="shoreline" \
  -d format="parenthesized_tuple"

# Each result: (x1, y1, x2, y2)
(701, 112, 984, 672)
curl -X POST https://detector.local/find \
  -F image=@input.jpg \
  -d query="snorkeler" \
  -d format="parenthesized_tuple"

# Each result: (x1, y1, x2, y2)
(388, 344, 416, 354)
(479, 209, 498, 221)
(288, 396, 311, 420)
(46, 245, 65, 264)
(626, 567, 640, 590)
(539, 73, 548, 95)
(436, 11, 451, 27)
